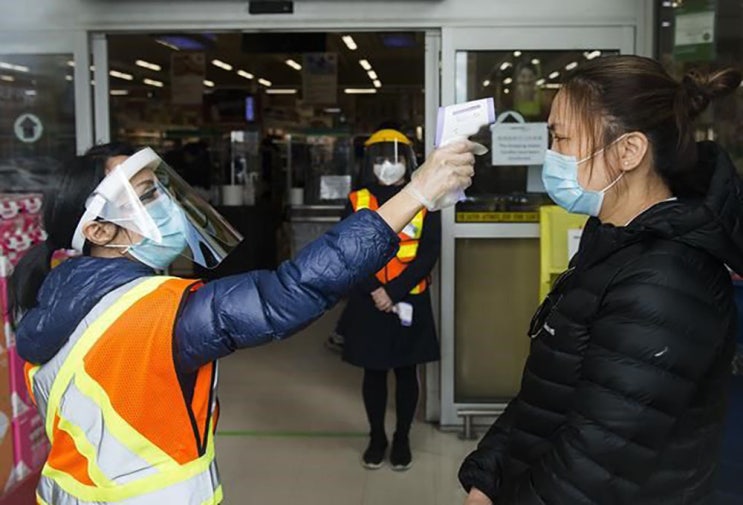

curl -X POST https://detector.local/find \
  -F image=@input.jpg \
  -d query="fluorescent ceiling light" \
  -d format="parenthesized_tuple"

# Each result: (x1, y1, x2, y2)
(543, 83, 562, 89)
(143, 78, 164, 88)
(266, 89, 298, 95)
(549, 71, 560, 79)
(531, 58, 540, 65)
(483, 79, 491, 87)
(504, 88, 510, 94)
(65, 75, 73, 81)
(285, 59, 302, 71)
(212, 59, 233, 71)
(67, 60, 75, 67)
(203, 80, 215, 88)
(136, 59, 162, 72)
(503, 77, 513, 85)
(0, 62, 29, 73)
(345, 88, 377, 94)
(500, 62, 512, 71)
(565, 62, 578, 71)
(325, 107, 342, 113)
(359, 59, 372, 71)
(586, 50, 602, 60)
(536, 78, 546, 86)
(258, 78, 272, 87)
(513, 51, 522, 57)
(25, 90, 36, 96)
(237, 70, 254, 80)
(156, 39, 180, 51)
(0, 75, 14, 82)
(342, 35, 358, 51)
(110, 70, 134, 81)
(367, 70, 378, 80)
(110, 90, 129, 96)
(373, 80, 382, 88)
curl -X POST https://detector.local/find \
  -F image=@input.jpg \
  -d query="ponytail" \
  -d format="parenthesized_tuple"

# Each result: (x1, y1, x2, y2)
(8, 240, 55, 323)
(7, 141, 136, 323)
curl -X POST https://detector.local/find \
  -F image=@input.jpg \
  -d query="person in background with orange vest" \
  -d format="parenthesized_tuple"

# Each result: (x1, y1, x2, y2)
(336, 129, 441, 472)
(8, 139, 475, 505)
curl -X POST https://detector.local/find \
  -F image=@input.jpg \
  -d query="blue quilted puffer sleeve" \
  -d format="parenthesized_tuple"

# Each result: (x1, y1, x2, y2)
(174, 209, 399, 372)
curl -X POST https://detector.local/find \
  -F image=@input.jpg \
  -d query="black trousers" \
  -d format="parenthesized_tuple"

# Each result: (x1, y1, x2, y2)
(362, 366, 419, 439)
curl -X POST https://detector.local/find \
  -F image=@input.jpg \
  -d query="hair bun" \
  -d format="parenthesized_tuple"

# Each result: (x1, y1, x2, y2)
(680, 68, 742, 119)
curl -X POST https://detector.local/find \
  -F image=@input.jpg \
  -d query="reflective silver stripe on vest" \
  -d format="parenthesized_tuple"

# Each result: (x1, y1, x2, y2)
(59, 379, 157, 484)
(37, 460, 221, 505)
(31, 278, 150, 422)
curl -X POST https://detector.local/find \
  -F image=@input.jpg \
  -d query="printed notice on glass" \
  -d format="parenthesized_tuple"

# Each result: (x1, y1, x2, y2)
(320, 175, 351, 200)
(491, 122, 548, 166)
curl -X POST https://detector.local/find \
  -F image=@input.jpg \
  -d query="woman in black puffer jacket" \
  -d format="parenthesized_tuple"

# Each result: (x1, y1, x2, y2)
(459, 55, 743, 505)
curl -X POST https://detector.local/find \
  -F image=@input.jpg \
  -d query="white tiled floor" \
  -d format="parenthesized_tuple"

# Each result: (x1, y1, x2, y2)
(214, 306, 478, 504)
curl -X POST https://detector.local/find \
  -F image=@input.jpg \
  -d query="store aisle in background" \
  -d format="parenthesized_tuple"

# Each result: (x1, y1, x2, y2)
(213, 305, 477, 505)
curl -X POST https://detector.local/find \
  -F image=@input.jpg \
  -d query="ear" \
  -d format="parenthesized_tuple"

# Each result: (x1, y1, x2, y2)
(82, 221, 118, 247)
(618, 132, 650, 173)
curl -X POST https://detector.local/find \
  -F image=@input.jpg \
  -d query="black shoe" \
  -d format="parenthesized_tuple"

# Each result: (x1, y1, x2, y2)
(390, 433, 412, 471)
(324, 333, 344, 353)
(362, 434, 388, 470)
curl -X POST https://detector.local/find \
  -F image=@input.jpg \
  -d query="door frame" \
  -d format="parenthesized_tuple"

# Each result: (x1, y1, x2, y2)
(438, 25, 636, 428)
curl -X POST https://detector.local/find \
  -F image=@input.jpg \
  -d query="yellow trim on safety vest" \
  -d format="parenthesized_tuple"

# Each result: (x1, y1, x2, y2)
(355, 189, 372, 210)
(56, 413, 116, 488)
(203, 485, 224, 505)
(398, 242, 420, 260)
(41, 418, 217, 503)
(44, 277, 171, 442)
(73, 368, 179, 470)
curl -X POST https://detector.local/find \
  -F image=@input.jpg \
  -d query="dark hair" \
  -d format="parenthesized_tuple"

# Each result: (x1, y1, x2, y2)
(8, 142, 135, 320)
(561, 55, 741, 197)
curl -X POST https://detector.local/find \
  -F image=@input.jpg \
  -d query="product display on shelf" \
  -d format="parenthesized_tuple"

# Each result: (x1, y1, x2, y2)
(0, 193, 74, 497)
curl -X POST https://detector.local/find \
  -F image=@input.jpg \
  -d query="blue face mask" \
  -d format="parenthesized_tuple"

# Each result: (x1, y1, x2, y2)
(541, 138, 625, 216)
(128, 195, 188, 270)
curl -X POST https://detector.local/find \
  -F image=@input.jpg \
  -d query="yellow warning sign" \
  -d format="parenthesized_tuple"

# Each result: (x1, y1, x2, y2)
(456, 212, 540, 223)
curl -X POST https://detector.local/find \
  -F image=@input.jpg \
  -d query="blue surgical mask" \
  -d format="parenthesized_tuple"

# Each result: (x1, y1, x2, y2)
(541, 137, 626, 216)
(128, 195, 188, 270)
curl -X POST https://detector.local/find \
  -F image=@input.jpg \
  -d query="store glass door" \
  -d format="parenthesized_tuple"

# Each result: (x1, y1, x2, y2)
(439, 26, 634, 427)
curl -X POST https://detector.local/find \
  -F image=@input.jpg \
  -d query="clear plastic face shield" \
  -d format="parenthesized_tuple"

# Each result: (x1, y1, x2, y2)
(364, 140, 417, 186)
(71, 147, 243, 269)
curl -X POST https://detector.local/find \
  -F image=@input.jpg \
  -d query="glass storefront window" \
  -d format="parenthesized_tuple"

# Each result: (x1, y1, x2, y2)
(454, 50, 618, 223)
(656, 0, 743, 174)
(0, 54, 76, 192)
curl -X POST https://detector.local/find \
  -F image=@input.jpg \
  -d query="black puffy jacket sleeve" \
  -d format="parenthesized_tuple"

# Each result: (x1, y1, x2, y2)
(458, 398, 519, 502)
(492, 252, 735, 504)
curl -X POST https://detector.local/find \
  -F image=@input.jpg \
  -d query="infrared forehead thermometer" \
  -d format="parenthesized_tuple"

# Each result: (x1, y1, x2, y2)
(435, 97, 496, 155)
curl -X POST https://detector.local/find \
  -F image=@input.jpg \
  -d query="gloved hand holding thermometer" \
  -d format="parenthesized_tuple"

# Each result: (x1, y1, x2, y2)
(405, 98, 495, 211)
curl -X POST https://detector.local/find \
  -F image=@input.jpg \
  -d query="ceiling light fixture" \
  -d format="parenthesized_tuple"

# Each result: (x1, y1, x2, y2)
(345, 88, 377, 94)
(504, 88, 510, 94)
(211, 59, 233, 71)
(110, 70, 134, 81)
(342, 35, 358, 51)
(258, 78, 272, 87)
(536, 78, 546, 86)
(65, 75, 73, 82)
(500, 62, 512, 71)
(531, 58, 541, 65)
(136, 59, 162, 72)
(586, 50, 602, 60)
(549, 71, 560, 79)
(373, 80, 382, 88)
(483, 79, 491, 87)
(0, 62, 29, 73)
(237, 70, 255, 80)
(359, 59, 372, 71)
(503, 77, 513, 85)
(285, 59, 302, 71)
(513, 51, 522, 57)
(565, 62, 578, 71)
(0, 75, 14, 82)
(143, 78, 164, 88)
(266, 89, 298, 95)
(155, 39, 180, 51)
(367, 70, 378, 80)
(203, 80, 215, 88)
(110, 90, 129, 96)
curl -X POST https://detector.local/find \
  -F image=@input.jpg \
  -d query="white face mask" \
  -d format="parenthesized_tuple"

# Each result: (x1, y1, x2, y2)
(373, 161, 406, 186)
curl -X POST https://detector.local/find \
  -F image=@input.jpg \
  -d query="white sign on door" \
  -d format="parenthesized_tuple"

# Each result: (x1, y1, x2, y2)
(14, 113, 43, 144)
(491, 121, 548, 166)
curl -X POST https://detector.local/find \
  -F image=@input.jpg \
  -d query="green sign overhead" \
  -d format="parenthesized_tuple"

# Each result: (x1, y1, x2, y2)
(673, 0, 717, 62)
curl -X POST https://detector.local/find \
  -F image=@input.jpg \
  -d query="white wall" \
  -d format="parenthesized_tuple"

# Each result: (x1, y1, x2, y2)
(4, 0, 649, 35)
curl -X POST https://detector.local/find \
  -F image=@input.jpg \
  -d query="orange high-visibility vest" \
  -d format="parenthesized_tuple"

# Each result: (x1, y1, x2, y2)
(25, 276, 222, 505)
(349, 189, 429, 295)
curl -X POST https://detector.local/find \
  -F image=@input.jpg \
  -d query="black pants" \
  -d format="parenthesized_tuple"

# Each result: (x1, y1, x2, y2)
(362, 366, 419, 439)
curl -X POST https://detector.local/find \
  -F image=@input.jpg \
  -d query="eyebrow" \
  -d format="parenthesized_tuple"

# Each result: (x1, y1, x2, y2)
(135, 180, 155, 189)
